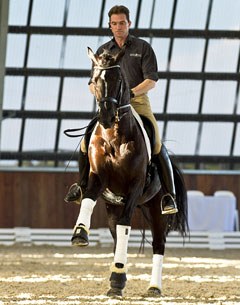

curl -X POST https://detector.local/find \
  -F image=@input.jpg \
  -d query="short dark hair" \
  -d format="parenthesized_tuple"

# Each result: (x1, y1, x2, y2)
(108, 5, 130, 22)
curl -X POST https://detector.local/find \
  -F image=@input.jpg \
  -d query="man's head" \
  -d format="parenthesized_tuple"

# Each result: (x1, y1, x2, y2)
(108, 5, 131, 40)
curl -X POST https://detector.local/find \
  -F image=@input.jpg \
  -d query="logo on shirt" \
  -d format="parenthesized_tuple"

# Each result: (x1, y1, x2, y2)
(130, 53, 142, 58)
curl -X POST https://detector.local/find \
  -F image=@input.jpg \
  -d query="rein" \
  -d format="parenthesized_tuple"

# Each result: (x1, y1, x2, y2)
(95, 64, 120, 70)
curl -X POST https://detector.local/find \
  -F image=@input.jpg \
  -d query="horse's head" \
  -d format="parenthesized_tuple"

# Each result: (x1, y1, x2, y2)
(88, 47, 128, 129)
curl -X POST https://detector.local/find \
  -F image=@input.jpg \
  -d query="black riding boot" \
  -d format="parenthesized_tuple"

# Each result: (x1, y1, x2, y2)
(64, 150, 89, 204)
(153, 144, 178, 214)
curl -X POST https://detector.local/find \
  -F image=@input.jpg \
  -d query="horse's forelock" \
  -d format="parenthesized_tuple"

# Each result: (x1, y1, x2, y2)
(98, 50, 118, 68)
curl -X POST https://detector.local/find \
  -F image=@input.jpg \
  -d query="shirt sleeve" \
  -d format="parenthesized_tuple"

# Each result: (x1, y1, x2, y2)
(141, 42, 158, 82)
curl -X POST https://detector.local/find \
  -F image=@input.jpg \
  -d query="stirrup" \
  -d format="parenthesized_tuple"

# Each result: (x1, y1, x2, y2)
(161, 193, 178, 215)
(64, 183, 83, 204)
(71, 224, 89, 247)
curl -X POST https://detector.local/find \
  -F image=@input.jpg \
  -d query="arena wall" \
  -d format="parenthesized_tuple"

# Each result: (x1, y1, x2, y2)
(0, 170, 239, 229)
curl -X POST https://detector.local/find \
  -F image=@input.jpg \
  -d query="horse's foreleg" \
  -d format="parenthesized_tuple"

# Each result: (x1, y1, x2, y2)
(71, 198, 96, 247)
(107, 224, 131, 297)
(71, 173, 103, 247)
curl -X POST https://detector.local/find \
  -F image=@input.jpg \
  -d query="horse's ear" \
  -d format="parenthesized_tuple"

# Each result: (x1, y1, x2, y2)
(87, 47, 98, 65)
(114, 47, 126, 63)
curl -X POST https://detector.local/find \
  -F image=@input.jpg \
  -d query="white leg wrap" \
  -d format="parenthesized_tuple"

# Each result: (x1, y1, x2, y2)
(114, 225, 131, 266)
(149, 254, 163, 289)
(75, 198, 96, 230)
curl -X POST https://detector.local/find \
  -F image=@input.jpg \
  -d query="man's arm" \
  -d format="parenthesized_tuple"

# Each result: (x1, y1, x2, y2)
(131, 79, 156, 97)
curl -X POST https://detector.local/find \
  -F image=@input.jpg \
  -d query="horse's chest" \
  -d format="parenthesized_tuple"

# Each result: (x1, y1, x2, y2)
(105, 140, 133, 161)
(90, 135, 134, 165)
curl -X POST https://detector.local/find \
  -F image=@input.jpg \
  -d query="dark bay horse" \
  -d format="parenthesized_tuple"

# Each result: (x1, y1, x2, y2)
(74, 47, 188, 297)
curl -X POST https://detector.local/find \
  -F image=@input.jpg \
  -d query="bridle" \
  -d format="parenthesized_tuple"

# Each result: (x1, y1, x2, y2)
(93, 65, 130, 121)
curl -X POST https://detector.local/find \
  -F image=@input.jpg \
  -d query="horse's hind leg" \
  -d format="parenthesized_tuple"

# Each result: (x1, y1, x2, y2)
(144, 194, 168, 297)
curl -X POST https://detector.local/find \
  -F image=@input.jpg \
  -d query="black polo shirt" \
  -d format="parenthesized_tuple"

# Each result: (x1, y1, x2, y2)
(95, 35, 158, 89)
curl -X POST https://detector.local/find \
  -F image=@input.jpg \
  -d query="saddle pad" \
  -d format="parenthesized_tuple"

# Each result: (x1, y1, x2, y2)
(130, 105, 151, 162)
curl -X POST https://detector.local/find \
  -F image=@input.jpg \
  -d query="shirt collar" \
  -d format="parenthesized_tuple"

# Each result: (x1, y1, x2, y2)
(110, 35, 133, 49)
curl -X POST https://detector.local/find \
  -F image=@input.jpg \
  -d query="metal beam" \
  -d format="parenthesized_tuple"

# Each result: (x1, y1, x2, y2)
(5, 68, 240, 81)
(8, 26, 240, 39)
(3, 109, 240, 123)
(0, 0, 9, 146)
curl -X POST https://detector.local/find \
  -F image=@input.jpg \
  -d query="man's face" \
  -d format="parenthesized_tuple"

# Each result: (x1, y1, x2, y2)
(109, 14, 131, 39)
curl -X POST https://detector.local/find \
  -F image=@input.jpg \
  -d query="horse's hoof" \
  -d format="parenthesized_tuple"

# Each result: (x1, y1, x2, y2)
(71, 224, 89, 247)
(107, 288, 123, 298)
(64, 183, 82, 204)
(145, 286, 161, 297)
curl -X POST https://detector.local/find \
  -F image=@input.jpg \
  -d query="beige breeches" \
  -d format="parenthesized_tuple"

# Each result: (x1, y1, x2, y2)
(81, 93, 162, 154)
(131, 94, 162, 154)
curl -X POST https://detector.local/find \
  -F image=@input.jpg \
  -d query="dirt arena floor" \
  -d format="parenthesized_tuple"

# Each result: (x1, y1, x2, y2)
(0, 244, 239, 305)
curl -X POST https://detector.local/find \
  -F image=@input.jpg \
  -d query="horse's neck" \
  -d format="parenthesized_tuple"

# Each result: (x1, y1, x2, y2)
(117, 110, 137, 138)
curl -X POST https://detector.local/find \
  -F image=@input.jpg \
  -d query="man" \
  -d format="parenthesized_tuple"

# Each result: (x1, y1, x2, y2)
(65, 5, 178, 215)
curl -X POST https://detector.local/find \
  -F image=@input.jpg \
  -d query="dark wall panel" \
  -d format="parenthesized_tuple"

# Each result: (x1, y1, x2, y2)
(0, 171, 239, 229)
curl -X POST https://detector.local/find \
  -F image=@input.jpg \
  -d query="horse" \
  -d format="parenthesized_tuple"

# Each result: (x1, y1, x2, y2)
(73, 47, 188, 298)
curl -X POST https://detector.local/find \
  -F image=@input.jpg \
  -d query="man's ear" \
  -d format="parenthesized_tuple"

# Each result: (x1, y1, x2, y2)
(87, 47, 98, 65)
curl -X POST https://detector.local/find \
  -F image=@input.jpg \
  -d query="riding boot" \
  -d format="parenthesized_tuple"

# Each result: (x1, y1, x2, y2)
(153, 144, 178, 214)
(64, 150, 89, 204)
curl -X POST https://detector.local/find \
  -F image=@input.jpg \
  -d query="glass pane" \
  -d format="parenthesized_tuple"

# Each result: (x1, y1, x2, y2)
(64, 36, 99, 69)
(233, 124, 240, 156)
(157, 121, 164, 141)
(202, 81, 236, 114)
(67, 0, 102, 27)
(168, 81, 202, 113)
(59, 119, 91, 151)
(138, 0, 154, 28)
(30, 0, 65, 26)
(170, 39, 205, 71)
(209, 0, 240, 30)
(61, 78, 94, 112)
(165, 122, 199, 155)
(23, 119, 57, 150)
(0, 160, 18, 167)
(8, 0, 29, 25)
(3, 76, 24, 110)
(199, 123, 233, 155)
(149, 80, 166, 113)
(25, 77, 60, 110)
(237, 91, 240, 114)
(152, 0, 174, 29)
(152, 38, 170, 70)
(174, 0, 209, 29)
(27, 35, 62, 68)
(1, 119, 22, 150)
(205, 39, 240, 72)
(5, 34, 27, 67)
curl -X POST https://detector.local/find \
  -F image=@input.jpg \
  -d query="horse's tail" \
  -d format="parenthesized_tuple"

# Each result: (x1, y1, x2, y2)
(167, 160, 189, 237)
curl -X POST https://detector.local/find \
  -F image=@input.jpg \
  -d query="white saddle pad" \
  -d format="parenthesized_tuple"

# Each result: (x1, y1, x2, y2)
(130, 105, 151, 162)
